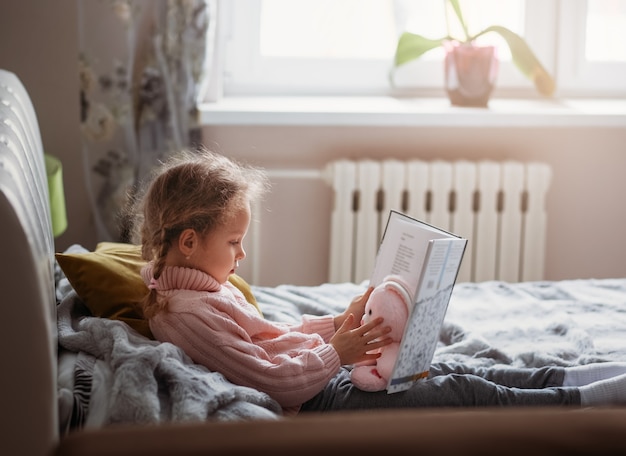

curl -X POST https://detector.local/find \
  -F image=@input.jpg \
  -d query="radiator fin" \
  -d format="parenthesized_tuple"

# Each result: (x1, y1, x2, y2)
(327, 159, 551, 284)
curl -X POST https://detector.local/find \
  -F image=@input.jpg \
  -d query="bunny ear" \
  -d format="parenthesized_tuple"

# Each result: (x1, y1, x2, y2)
(382, 276, 413, 312)
(382, 274, 413, 295)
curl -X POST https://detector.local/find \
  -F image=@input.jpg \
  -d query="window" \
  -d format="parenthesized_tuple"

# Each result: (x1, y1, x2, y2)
(219, 0, 626, 98)
(557, 0, 626, 95)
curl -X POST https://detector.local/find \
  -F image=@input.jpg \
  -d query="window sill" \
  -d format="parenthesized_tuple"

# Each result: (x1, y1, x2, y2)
(199, 96, 626, 128)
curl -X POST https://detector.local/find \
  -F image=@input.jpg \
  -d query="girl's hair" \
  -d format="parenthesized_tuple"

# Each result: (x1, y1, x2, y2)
(130, 147, 269, 317)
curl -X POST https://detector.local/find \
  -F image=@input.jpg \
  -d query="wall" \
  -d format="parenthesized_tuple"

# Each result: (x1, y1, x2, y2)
(0, 0, 98, 251)
(203, 124, 626, 286)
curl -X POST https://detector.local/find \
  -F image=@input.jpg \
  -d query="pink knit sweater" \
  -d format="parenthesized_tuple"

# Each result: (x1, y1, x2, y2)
(141, 263, 341, 414)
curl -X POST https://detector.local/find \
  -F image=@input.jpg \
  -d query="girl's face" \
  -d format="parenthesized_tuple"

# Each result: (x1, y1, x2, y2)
(194, 203, 251, 284)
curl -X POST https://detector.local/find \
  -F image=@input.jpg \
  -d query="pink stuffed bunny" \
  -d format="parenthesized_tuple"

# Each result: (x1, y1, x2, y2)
(350, 274, 412, 392)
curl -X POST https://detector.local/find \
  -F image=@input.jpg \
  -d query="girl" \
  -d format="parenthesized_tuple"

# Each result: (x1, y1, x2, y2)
(133, 148, 626, 416)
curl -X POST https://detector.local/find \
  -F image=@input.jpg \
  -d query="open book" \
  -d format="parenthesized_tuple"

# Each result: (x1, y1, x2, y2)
(370, 210, 468, 393)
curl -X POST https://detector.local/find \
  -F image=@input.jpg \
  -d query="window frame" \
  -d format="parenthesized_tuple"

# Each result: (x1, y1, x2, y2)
(556, 0, 626, 97)
(216, 0, 626, 99)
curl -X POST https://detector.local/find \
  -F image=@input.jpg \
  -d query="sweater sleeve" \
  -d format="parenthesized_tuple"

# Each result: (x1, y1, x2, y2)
(290, 314, 337, 343)
(150, 302, 341, 409)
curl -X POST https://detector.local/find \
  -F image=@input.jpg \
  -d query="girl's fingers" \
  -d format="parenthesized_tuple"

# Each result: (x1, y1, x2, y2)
(365, 336, 393, 351)
(356, 317, 390, 340)
(355, 286, 373, 301)
(337, 313, 354, 332)
(355, 317, 383, 334)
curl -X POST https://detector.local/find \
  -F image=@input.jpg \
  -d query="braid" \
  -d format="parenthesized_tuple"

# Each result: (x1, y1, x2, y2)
(142, 228, 172, 318)
(129, 147, 270, 318)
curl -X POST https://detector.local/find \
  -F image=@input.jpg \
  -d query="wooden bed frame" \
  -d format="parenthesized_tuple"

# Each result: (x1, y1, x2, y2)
(2, 68, 626, 456)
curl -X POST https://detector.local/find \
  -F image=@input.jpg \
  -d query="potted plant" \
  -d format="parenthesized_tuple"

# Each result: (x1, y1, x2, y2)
(390, 0, 555, 107)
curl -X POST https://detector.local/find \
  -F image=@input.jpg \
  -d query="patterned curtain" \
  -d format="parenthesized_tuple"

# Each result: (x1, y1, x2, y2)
(78, 0, 215, 241)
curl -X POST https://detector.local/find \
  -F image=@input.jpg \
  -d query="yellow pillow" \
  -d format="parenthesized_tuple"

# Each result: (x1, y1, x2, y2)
(56, 242, 261, 340)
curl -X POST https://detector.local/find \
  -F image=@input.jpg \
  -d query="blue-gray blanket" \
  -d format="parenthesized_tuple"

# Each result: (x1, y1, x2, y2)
(57, 291, 282, 431)
(57, 275, 626, 433)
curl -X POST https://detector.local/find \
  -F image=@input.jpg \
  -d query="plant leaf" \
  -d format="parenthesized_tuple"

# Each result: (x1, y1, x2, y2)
(389, 32, 444, 86)
(481, 25, 556, 96)
(447, 0, 470, 41)
(393, 32, 445, 67)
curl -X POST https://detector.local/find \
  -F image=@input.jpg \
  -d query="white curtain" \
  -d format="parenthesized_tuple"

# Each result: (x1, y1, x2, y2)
(78, 0, 216, 241)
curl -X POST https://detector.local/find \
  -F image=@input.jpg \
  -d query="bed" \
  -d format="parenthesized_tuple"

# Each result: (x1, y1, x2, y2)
(2, 68, 626, 456)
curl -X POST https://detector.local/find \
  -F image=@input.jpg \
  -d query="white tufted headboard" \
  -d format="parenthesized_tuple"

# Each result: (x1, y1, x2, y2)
(0, 69, 58, 456)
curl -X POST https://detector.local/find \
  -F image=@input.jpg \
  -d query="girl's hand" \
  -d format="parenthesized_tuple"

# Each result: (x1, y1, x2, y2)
(329, 314, 392, 366)
(334, 287, 373, 331)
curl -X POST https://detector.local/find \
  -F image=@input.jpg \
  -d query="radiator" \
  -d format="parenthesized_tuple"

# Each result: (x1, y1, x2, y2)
(326, 159, 552, 284)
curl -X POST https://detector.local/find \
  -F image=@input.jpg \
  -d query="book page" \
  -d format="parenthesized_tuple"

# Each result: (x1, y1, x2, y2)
(369, 212, 453, 295)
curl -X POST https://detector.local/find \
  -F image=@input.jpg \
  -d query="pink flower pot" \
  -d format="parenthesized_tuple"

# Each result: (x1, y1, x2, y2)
(444, 42, 499, 107)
